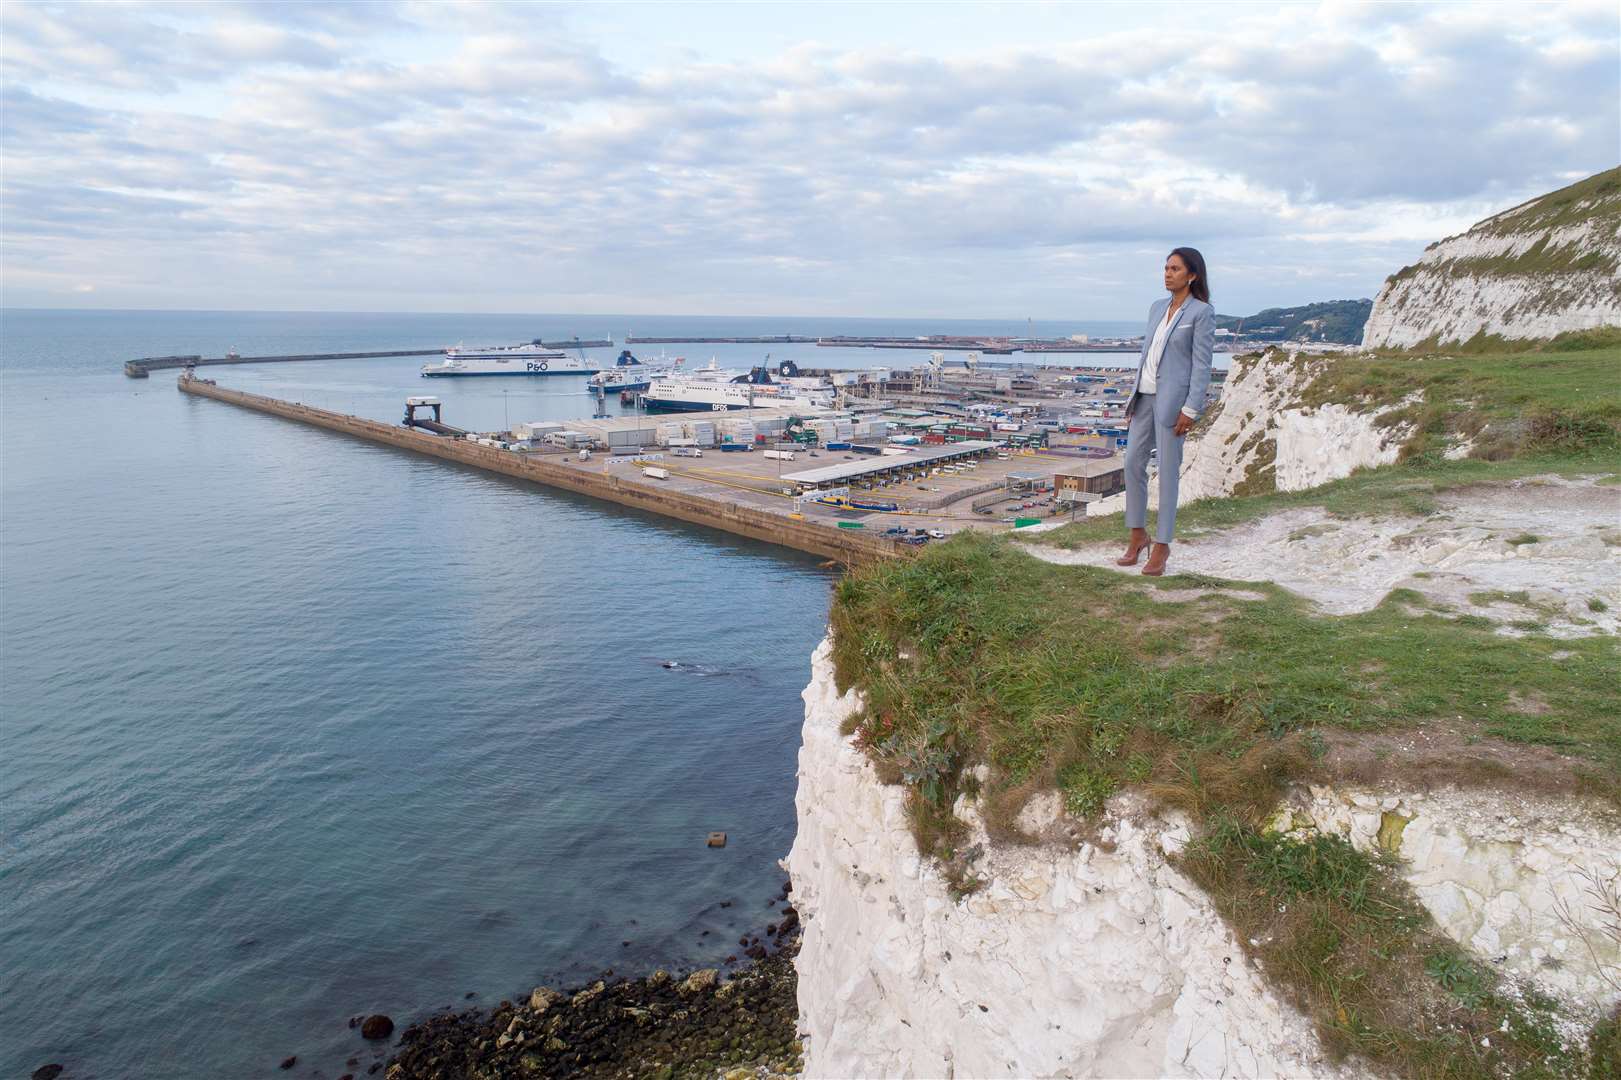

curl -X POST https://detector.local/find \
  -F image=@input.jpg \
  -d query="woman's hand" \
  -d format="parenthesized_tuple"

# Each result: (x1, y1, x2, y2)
(1173, 413, 1195, 437)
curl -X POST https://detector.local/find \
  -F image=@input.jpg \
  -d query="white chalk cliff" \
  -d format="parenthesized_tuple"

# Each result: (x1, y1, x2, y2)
(1087, 347, 1413, 520)
(1361, 167, 1621, 349)
(785, 641, 1620, 1079)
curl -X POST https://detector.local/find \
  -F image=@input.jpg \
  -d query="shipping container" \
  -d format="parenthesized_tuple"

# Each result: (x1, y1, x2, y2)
(671, 446, 703, 458)
(849, 444, 882, 456)
(642, 466, 670, 480)
(825, 441, 852, 450)
(719, 443, 750, 452)
(763, 449, 795, 461)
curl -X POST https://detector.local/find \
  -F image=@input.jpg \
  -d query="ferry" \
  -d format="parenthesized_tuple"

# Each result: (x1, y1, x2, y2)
(421, 340, 602, 377)
(640, 358, 835, 413)
(587, 350, 681, 392)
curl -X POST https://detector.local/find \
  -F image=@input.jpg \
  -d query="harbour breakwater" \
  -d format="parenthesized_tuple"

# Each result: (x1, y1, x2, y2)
(176, 375, 905, 565)
(125, 340, 613, 378)
(127, 349, 442, 377)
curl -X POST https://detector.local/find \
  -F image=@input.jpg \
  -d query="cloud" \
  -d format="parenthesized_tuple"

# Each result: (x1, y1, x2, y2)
(0, 0, 1615, 316)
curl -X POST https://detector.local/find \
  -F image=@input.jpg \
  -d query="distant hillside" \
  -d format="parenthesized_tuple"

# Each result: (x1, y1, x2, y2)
(1214, 299, 1372, 344)
(1362, 167, 1621, 349)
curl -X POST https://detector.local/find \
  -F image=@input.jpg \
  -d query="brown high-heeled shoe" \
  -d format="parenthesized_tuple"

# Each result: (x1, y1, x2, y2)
(1116, 532, 1150, 566)
(1141, 543, 1170, 576)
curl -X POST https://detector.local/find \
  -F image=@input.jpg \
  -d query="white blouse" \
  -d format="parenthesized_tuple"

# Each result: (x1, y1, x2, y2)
(1139, 305, 1176, 394)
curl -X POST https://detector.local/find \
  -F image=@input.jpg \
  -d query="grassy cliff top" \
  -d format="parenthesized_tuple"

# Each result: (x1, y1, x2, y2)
(827, 339, 1621, 1078)
(1473, 167, 1621, 239)
(1385, 168, 1621, 289)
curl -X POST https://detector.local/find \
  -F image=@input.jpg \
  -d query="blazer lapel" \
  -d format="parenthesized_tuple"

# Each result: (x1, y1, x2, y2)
(1163, 297, 1194, 337)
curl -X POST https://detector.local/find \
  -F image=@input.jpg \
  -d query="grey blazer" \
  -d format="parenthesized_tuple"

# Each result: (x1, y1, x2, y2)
(1127, 295, 1215, 426)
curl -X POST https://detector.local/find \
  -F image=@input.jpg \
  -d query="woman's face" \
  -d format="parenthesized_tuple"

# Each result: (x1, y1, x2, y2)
(1163, 254, 1196, 294)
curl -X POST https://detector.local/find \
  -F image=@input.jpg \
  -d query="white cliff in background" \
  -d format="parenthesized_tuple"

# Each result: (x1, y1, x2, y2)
(1361, 168, 1621, 349)
(786, 640, 1620, 1079)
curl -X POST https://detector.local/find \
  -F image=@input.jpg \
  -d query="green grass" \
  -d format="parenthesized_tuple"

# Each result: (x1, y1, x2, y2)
(831, 536, 1619, 848)
(829, 532, 1619, 1076)
(1302, 338, 1621, 459)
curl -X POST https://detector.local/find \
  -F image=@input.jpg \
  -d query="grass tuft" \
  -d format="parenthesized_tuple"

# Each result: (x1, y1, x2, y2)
(1182, 823, 1600, 1078)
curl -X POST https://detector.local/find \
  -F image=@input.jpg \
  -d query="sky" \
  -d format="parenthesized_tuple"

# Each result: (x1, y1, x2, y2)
(1, 0, 1616, 319)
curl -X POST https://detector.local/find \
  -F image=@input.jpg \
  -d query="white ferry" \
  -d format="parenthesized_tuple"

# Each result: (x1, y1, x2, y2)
(587, 350, 681, 392)
(421, 340, 602, 377)
(641, 360, 834, 412)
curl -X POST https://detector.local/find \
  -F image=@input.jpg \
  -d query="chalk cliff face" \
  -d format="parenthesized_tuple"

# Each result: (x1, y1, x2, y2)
(1362, 168, 1621, 349)
(1087, 348, 1413, 519)
(785, 640, 1620, 1079)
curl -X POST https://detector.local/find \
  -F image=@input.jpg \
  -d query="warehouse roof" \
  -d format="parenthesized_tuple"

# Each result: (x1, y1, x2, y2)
(780, 440, 998, 487)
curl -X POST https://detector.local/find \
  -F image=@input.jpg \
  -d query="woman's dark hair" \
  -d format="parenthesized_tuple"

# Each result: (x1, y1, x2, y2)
(1169, 247, 1210, 303)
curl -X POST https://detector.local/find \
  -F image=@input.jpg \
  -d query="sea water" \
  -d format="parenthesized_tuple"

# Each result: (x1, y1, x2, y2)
(0, 309, 1139, 1078)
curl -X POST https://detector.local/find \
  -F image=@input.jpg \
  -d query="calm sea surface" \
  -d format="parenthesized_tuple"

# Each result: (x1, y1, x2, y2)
(0, 310, 1139, 1078)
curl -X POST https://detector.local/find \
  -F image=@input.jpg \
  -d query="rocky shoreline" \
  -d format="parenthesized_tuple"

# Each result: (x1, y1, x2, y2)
(381, 884, 803, 1080)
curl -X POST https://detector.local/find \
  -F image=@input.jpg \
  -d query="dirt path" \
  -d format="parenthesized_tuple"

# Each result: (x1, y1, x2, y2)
(1026, 475, 1620, 638)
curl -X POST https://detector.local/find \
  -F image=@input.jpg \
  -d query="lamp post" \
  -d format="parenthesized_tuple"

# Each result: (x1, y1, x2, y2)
(502, 389, 509, 432)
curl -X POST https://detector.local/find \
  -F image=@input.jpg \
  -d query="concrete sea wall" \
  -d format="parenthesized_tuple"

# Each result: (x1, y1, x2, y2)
(177, 377, 904, 566)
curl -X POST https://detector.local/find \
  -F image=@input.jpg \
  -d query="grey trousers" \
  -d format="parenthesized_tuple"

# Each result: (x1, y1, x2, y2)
(1124, 394, 1184, 544)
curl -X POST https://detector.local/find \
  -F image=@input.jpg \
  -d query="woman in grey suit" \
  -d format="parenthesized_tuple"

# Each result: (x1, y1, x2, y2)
(1116, 247, 1215, 576)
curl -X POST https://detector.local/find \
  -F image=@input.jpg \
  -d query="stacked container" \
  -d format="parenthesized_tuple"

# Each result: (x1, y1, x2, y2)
(683, 420, 717, 448)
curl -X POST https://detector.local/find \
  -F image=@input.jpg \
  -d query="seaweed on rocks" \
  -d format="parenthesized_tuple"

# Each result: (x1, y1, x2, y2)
(385, 929, 802, 1079)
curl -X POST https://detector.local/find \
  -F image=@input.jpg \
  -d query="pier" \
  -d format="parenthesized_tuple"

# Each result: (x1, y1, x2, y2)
(176, 375, 905, 565)
(624, 335, 818, 344)
(126, 349, 441, 378)
(124, 339, 613, 378)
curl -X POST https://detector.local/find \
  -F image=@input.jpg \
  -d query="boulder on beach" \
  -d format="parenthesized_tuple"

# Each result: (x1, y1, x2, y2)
(679, 968, 718, 995)
(360, 1014, 394, 1040)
